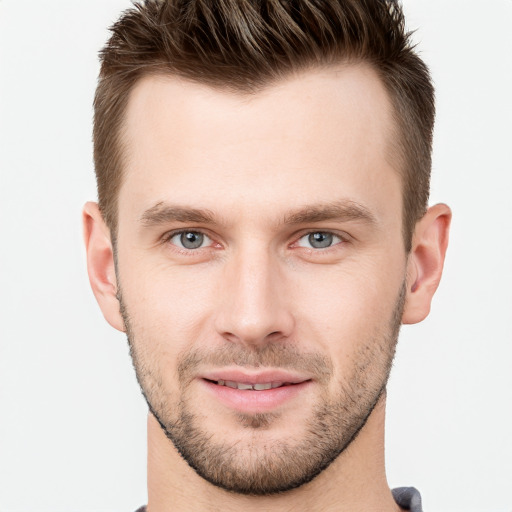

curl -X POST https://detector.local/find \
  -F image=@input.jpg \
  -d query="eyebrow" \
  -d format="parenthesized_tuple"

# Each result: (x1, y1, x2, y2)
(140, 202, 215, 226)
(139, 199, 376, 228)
(282, 201, 377, 226)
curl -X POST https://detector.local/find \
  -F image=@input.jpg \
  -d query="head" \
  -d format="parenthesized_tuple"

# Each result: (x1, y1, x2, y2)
(94, 0, 435, 251)
(85, 0, 450, 498)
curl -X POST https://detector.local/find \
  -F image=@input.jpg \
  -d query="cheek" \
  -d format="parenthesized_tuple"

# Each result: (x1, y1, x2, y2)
(118, 256, 221, 361)
(118, 241, 405, 358)
(290, 256, 405, 353)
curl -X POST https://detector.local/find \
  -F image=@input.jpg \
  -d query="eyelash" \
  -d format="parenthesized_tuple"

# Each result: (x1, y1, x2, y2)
(160, 229, 349, 254)
(161, 230, 217, 255)
(294, 231, 345, 250)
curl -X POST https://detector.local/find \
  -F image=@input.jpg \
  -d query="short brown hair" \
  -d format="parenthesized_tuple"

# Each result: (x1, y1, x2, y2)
(94, 0, 434, 250)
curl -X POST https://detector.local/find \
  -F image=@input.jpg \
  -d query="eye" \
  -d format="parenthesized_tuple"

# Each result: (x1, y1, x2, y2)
(169, 231, 212, 250)
(296, 231, 343, 249)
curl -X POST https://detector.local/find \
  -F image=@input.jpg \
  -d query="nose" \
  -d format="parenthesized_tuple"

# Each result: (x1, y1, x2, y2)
(214, 244, 295, 347)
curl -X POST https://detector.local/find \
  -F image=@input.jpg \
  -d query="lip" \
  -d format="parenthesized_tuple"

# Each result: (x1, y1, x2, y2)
(199, 368, 313, 414)
(202, 369, 311, 385)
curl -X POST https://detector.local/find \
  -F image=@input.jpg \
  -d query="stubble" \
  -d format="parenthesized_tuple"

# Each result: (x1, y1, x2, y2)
(118, 282, 405, 495)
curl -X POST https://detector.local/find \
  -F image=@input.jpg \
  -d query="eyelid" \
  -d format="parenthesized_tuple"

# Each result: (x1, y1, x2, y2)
(161, 228, 218, 251)
(159, 227, 350, 254)
(292, 229, 350, 248)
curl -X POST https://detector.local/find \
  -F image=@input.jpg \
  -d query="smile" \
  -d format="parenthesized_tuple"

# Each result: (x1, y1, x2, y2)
(200, 373, 312, 414)
(208, 379, 294, 390)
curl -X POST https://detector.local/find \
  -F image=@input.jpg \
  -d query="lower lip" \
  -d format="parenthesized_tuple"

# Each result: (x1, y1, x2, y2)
(200, 379, 312, 413)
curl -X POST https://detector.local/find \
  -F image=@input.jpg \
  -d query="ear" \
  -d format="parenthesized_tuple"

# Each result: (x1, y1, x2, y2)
(82, 202, 125, 332)
(402, 203, 452, 324)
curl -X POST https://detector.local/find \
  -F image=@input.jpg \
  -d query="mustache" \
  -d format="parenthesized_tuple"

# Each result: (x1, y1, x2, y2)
(177, 343, 333, 385)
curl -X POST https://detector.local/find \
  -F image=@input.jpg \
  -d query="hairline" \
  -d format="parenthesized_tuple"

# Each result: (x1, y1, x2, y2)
(108, 61, 411, 251)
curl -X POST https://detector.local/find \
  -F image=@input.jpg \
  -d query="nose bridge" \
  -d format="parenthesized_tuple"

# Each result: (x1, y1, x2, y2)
(215, 241, 293, 345)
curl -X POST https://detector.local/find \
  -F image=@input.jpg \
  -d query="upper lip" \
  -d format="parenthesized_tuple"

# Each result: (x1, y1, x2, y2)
(201, 369, 311, 385)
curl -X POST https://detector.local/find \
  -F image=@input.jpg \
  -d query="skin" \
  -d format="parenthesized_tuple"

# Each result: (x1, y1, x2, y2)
(84, 64, 451, 511)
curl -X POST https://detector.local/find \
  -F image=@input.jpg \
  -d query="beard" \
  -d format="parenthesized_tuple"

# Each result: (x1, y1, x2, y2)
(119, 282, 405, 496)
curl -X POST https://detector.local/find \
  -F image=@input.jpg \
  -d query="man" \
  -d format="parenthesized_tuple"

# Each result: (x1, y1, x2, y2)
(83, 0, 451, 510)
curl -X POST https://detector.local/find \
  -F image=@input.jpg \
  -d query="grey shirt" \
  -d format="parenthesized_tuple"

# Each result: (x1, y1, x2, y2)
(392, 487, 423, 511)
(135, 486, 423, 511)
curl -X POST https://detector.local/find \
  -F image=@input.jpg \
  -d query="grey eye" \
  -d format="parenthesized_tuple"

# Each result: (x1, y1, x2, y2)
(171, 231, 209, 249)
(297, 232, 341, 249)
(309, 232, 333, 248)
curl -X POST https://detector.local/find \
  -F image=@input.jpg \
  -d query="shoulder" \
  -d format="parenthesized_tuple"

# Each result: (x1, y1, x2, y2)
(392, 487, 423, 512)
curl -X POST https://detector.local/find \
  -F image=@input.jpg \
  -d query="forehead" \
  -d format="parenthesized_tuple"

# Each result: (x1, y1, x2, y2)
(119, 64, 400, 226)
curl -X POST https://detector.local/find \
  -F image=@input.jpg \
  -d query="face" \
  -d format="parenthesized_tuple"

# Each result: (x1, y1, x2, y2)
(115, 65, 408, 495)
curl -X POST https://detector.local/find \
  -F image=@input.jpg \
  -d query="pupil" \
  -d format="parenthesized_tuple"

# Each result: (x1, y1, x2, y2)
(181, 232, 203, 249)
(309, 232, 332, 248)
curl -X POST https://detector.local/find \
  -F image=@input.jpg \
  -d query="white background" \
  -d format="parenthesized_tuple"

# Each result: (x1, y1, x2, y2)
(0, 1, 511, 511)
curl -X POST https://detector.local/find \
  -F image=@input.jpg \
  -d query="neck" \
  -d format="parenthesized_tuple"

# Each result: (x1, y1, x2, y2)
(146, 393, 401, 512)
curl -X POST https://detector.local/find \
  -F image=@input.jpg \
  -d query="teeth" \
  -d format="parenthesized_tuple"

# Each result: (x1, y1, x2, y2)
(236, 383, 254, 390)
(253, 383, 272, 390)
(216, 380, 284, 390)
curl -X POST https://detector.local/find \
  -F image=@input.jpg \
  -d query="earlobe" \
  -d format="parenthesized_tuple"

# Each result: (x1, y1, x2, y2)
(402, 203, 452, 325)
(82, 202, 126, 332)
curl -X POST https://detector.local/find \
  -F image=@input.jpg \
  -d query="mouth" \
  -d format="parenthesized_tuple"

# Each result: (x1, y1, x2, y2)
(199, 371, 313, 413)
(205, 379, 298, 391)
